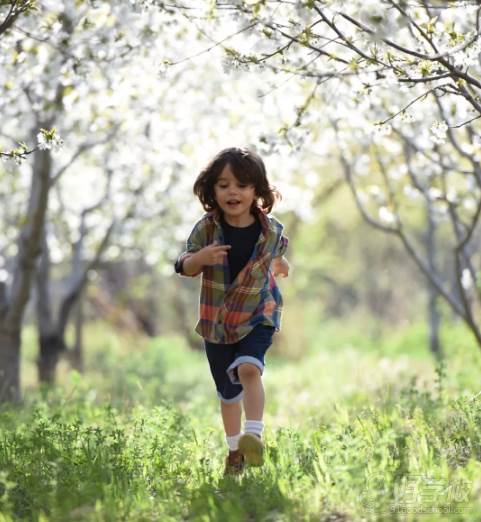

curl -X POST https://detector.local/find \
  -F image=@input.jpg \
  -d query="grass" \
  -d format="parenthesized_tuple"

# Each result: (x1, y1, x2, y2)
(1, 319, 481, 520)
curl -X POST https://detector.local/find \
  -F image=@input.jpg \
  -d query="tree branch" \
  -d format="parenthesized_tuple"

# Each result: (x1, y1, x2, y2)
(50, 125, 119, 186)
(339, 10, 481, 67)
(58, 220, 116, 338)
(330, 116, 466, 317)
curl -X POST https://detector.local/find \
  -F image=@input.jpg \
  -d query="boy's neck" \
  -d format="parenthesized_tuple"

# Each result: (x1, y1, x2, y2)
(222, 210, 256, 228)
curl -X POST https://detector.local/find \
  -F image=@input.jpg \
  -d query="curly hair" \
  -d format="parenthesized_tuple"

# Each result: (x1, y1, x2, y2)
(193, 147, 281, 214)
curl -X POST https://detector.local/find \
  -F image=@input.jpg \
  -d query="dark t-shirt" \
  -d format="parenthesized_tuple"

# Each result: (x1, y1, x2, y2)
(220, 212, 261, 284)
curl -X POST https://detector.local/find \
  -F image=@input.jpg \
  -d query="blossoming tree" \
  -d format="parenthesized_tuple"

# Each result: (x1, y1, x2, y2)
(0, 0, 173, 401)
(166, 0, 481, 350)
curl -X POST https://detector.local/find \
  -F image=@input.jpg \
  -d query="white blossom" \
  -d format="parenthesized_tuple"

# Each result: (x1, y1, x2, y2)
(403, 184, 422, 200)
(428, 187, 442, 200)
(37, 129, 64, 152)
(400, 111, 415, 123)
(461, 268, 473, 290)
(453, 40, 481, 68)
(378, 206, 396, 224)
(446, 188, 457, 203)
(372, 123, 392, 137)
(221, 54, 250, 74)
(368, 185, 385, 203)
(464, 135, 481, 161)
(430, 121, 448, 144)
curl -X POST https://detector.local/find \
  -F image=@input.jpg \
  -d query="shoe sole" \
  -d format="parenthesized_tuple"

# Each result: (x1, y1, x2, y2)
(238, 433, 264, 467)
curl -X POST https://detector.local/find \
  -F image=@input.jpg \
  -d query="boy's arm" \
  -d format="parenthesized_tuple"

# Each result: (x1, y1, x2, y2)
(176, 248, 209, 277)
(175, 220, 205, 277)
(271, 255, 289, 278)
(181, 251, 204, 276)
(175, 234, 231, 277)
(271, 226, 289, 277)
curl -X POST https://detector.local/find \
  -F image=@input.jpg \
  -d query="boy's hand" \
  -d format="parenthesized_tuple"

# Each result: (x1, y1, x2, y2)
(271, 256, 289, 278)
(195, 241, 231, 266)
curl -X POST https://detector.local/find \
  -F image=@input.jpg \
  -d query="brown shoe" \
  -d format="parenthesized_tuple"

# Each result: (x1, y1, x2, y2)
(224, 449, 245, 476)
(238, 433, 264, 467)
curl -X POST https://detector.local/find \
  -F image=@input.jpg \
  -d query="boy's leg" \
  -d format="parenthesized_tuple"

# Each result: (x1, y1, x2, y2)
(226, 325, 275, 466)
(226, 324, 275, 428)
(237, 363, 264, 421)
(204, 340, 247, 474)
(237, 362, 267, 466)
(220, 399, 242, 436)
(204, 339, 244, 451)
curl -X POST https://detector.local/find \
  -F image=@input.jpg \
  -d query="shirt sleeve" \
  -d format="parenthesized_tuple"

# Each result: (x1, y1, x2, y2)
(273, 232, 288, 258)
(174, 219, 206, 277)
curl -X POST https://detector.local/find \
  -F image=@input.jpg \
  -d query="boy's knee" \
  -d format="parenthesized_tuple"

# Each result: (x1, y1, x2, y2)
(237, 363, 261, 379)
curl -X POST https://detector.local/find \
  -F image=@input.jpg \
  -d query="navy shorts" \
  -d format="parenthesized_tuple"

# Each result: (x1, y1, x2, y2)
(203, 323, 276, 403)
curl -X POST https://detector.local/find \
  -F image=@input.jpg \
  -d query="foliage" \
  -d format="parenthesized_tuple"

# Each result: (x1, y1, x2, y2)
(1, 320, 480, 520)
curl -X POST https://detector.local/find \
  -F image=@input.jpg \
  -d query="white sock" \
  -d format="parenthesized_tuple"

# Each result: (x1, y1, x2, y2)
(226, 432, 242, 451)
(245, 419, 264, 438)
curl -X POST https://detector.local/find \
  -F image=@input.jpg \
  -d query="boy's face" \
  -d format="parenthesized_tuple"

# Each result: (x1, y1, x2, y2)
(214, 163, 256, 224)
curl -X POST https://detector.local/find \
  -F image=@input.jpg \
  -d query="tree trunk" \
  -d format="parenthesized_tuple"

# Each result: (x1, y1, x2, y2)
(427, 282, 441, 357)
(1, 138, 52, 404)
(0, 328, 21, 403)
(71, 288, 85, 373)
(426, 203, 442, 358)
(172, 279, 202, 350)
(35, 227, 63, 384)
(37, 332, 65, 384)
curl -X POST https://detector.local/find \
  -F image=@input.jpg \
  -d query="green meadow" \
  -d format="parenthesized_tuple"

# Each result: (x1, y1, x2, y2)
(1, 320, 481, 521)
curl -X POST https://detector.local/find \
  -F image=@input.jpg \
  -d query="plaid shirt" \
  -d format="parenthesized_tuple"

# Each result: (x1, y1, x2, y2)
(175, 205, 288, 344)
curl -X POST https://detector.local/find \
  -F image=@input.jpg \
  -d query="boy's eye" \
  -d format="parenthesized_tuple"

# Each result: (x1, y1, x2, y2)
(217, 183, 250, 189)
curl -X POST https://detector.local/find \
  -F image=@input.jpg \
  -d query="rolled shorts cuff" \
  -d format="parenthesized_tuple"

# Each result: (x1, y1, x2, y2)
(217, 389, 244, 403)
(227, 356, 265, 385)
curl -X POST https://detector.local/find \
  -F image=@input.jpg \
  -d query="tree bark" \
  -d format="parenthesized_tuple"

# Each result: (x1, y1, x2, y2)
(172, 279, 202, 350)
(0, 328, 21, 403)
(427, 269, 442, 358)
(6, 144, 51, 328)
(425, 203, 442, 358)
(71, 288, 85, 373)
(35, 227, 65, 384)
(0, 139, 52, 403)
(37, 332, 64, 384)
